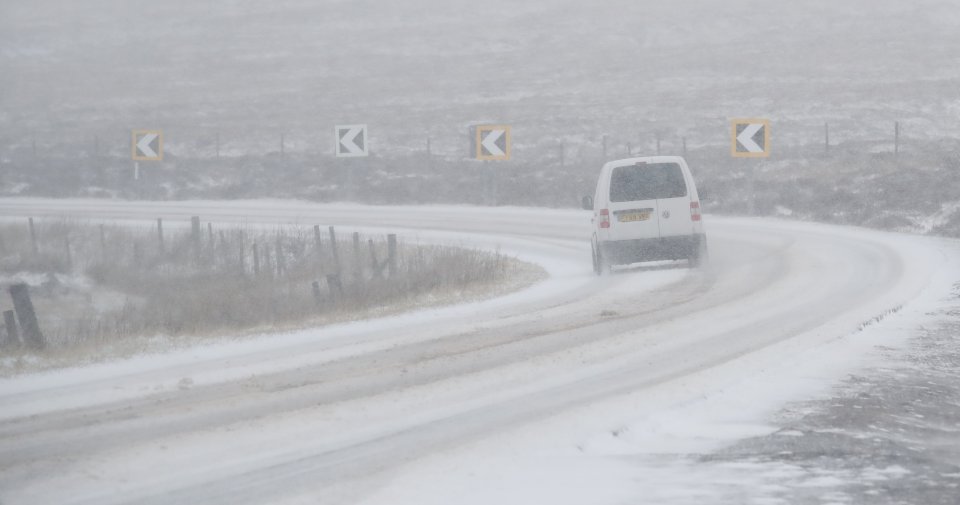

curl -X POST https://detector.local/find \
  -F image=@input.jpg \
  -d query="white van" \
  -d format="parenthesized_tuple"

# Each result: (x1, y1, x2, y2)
(582, 156, 707, 274)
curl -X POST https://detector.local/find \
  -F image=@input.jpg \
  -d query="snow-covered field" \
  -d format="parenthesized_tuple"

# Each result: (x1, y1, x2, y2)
(0, 199, 957, 504)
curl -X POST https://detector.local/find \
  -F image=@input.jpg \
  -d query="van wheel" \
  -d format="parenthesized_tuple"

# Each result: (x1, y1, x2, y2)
(690, 238, 709, 268)
(592, 239, 608, 276)
(592, 241, 602, 275)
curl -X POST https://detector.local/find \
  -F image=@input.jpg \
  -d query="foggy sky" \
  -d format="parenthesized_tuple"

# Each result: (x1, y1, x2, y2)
(1, 0, 958, 156)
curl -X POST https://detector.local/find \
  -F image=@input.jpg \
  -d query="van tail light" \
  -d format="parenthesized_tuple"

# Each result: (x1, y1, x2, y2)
(690, 201, 702, 222)
(599, 209, 610, 228)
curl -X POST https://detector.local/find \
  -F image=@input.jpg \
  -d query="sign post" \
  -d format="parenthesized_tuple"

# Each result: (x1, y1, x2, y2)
(335, 124, 369, 200)
(131, 129, 163, 188)
(471, 125, 512, 205)
(730, 119, 770, 215)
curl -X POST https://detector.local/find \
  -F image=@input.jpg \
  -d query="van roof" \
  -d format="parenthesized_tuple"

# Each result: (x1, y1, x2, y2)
(604, 156, 686, 170)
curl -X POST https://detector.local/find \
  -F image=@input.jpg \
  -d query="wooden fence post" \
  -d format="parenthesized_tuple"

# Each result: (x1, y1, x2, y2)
(894, 121, 900, 155)
(326, 274, 343, 301)
(328, 226, 341, 274)
(352, 232, 361, 280)
(252, 242, 260, 276)
(207, 223, 215, 258)
(2, 310, 19, 348)
(238, 231, 246, 273)
(368, 239, 382, 279)
(275, 236, 285, 276)
(9, 283, 44, 350)
(387, 234, 397, 277)
(191, 216, 201, 263)
(824, 122, 830, 155)
(157, 218, 165, 255)
(219, 230, 228, 265)
(64, 235, 72, 271)
(263, 244, 272, 278)
(313, 225, 323, 256)
(311, 280, 322, 306)
(28, 217, 38, 255)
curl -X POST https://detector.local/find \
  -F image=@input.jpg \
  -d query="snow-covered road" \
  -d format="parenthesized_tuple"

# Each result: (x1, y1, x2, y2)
(0, 199, 956, 505)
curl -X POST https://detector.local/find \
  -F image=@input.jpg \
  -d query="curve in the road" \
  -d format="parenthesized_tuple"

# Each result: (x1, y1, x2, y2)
(0, 199, 948, 505)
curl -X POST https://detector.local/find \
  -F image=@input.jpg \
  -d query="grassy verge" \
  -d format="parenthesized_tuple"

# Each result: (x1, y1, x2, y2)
(0, 218, 545, 374)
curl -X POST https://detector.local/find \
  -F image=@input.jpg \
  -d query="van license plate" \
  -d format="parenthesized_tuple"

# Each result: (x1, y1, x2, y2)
(618, 212, 651, 222)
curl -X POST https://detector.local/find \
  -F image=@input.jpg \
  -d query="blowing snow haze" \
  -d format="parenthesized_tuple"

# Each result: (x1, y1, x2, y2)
(5, 2, 960, 505)
(2, 0, 959, 161)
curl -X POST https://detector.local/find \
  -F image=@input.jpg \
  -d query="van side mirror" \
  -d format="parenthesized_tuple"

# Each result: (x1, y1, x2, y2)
(581, 195, 594, 210)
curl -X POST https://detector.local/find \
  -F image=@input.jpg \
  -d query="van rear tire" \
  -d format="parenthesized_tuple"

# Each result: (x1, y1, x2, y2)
(592, 242, 602, 275)
(592, 239, 609, 276)
(689, 238, 709, 268)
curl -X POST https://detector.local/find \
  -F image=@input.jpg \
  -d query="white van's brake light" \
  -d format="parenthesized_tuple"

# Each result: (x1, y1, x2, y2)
(690, 201, 702, 222)
(600, 209, 610, 228)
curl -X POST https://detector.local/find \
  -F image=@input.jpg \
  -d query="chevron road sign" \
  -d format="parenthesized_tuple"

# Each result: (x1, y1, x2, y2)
(475, 125, 511, 161)
(132, 130, 163, 161)
(335, 124, 369, 157)
(731, 119, 770, 158)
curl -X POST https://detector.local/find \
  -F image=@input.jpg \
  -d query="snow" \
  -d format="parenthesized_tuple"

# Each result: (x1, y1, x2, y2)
(0, 217, 683, 420)
(347, 226, 960, 505)
(917, 200, 960, 233)
(1, 201, 958, 505)
(351, 295, 952, 504)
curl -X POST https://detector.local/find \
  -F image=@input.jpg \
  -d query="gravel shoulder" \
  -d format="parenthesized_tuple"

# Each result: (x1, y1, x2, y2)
(691, 283, 960, 504)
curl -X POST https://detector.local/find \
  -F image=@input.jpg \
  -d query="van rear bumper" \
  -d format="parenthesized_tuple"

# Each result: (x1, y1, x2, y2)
(600, 234, 705, 264)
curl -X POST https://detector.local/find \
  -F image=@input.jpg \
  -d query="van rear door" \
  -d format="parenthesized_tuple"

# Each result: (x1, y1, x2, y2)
(606, 163, 662, 242)
(607, 162, 691, 240)
(652, 163, 695, 238)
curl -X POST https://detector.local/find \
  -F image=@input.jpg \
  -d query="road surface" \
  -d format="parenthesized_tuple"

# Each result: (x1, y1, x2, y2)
(0, 198, 954, 504)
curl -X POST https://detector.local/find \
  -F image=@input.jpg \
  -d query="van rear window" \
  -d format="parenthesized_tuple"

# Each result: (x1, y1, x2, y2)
(609, 163, 688, 202)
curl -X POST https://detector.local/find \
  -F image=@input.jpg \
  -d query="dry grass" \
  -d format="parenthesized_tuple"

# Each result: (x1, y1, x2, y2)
(0, 218, 543, 370)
